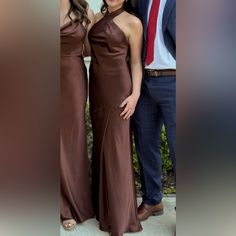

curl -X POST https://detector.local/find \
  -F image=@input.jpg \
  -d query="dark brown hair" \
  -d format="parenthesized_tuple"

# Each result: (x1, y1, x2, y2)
(67, 0, 90, 26)
(101, 0, 134, 14)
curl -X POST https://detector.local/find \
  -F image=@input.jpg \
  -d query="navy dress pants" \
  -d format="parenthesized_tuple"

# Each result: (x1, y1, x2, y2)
(133, 75, 176, 205)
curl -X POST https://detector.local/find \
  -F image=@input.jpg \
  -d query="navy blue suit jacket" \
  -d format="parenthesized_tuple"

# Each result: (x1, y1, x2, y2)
(135, 0, 176, 60)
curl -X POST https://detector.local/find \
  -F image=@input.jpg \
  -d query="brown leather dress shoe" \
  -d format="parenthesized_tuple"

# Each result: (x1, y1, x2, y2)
(138, 201, 164, 221)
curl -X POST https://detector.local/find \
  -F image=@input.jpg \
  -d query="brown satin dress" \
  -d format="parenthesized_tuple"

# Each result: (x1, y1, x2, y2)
(89, 8, 142, 236)
(60, 20, 94, 222)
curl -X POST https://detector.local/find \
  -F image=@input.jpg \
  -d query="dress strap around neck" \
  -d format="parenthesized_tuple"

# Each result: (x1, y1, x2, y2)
(105, 7, 124, 19)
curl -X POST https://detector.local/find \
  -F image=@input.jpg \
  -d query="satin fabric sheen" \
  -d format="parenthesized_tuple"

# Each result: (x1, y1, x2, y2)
(89, 8, 142, 236)
(60, 21, 94, 222)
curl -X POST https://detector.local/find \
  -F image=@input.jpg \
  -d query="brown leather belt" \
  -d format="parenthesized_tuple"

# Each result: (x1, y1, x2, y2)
(145, 69, 176, 77)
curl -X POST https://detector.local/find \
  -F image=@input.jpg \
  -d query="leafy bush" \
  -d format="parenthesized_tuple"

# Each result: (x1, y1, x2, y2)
(86, 103, 175, 194)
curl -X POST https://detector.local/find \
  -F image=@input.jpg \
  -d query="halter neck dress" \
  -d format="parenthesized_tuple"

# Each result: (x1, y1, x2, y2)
(89, 8, 142, 236)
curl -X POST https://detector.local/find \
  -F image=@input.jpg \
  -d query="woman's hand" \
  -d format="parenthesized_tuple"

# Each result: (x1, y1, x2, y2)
(120, 94, 140, 120)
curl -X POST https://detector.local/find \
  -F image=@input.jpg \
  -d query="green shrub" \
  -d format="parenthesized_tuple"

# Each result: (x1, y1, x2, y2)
(86, 103, 175, 194)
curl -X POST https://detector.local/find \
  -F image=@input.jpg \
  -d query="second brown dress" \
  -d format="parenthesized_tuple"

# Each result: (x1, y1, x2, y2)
(61, 20, 94, 223)
(89, 8, 142, 236)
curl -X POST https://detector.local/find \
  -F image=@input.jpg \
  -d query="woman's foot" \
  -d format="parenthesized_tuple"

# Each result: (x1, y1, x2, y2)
(62, 219, 77, 230)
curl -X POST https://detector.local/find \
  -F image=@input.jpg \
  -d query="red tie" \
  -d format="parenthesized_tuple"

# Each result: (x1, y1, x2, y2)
(145, 0, 161, 66)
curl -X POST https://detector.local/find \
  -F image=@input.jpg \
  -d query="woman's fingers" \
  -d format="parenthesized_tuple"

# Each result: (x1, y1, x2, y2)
(120, 107, 129, 117)
(128, 109, 135, 119)
(124, 111, 131, 120)
(120, 97, 136, 119)
(122, 109, 134, 120)
(120, 98, 129, 108)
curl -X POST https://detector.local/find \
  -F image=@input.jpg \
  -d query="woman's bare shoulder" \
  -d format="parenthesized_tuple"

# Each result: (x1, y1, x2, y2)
(125, 13, 142, 29)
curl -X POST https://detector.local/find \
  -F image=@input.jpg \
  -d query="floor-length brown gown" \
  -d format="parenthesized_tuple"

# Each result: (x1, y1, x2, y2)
(89, 8, 142, 236)
(60, 20, 94, 222)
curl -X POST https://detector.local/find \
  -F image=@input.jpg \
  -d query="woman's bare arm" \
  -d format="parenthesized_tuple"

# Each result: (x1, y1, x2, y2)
(120, 16, 143, 120)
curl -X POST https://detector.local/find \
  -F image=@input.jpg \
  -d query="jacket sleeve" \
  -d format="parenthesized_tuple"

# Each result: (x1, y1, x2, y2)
(166, 2, 176, 46)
